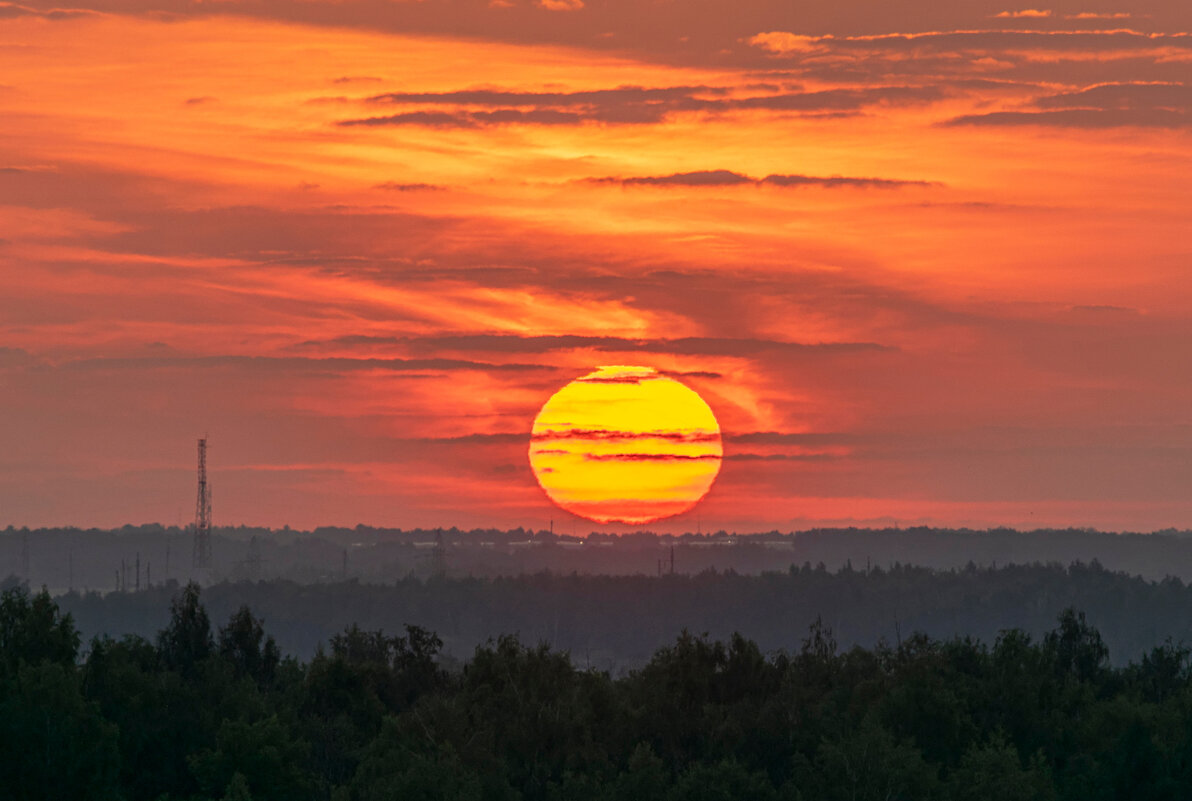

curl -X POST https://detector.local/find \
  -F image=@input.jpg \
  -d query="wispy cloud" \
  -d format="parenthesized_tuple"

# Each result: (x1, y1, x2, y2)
(52, 355, 558, 374)
(338, 85, 945, 128)
(993, 9, 1052, 19)
(588, 170, 940, 189)
(293, 334, 897, 358)
(945, 82, 1192, 127)
(533, 429, 721, 443)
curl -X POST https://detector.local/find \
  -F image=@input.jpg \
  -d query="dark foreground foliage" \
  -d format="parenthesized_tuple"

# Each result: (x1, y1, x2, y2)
(4, 583, 1192, 800)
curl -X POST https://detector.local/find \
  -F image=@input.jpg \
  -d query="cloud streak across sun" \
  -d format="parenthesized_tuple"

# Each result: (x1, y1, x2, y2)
(0, 2, 1191, 530)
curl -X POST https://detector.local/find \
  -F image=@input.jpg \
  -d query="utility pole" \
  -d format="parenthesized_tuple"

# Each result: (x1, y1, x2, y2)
(20, 532, 29, 586)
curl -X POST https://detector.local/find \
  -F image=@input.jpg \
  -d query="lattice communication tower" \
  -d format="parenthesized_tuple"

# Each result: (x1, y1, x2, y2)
(192, 437, 212, 572)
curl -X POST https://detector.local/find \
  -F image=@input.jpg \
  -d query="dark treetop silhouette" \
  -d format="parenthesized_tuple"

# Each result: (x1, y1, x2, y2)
(5, 581, 1192, 800)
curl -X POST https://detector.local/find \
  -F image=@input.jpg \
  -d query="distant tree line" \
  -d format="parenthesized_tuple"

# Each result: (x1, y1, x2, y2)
(7, 582, 1192, 799)
(10, 524, 1192, 589)
(45, 559, 1192, 668)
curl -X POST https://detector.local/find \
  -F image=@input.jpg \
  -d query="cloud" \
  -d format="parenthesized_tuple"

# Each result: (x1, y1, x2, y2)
(367, 86, 729, 106)
(734, 86, 946, 110)
(945, 80, 1192, 128)
(340, 110, 482, 127)
(588, 170, 938, 189)
(340, 109, 586, 127)
(3, 0, 1179, 83)
(407, 432, 528, 445)
(336, 85, 945, 128)
(343, 85, 721, 126)
(51, 355, 557, 374)
(724, 452, 842, 461)
(944, 109, 1189, 128)
(0, 347, 38, 368)
(994, 9, 1052, 19)
(747, 29, 1192, 57)
(1034, 82, 1192, 111)
(763, 173, 939, 188)
(0, 2, 96, 19)
(747, 32, 822, 54)
(295, 333, 897, 358)
(583, 452, 721, 461)
(1070, 304, 1137, 314)
(373, 181, 444, 191)
(574, 373, 650, 385)
(533, 429, 721, 443)
(604, 169, 753, 186)
(727, 431, 859, 446)
(1065, 12, 1131, 20)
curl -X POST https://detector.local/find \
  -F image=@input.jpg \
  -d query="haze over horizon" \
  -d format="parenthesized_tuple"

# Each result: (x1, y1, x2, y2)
(3, 0, 1191, 532)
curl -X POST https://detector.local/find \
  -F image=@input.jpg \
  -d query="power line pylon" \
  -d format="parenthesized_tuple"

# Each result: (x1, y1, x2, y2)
(233, 535, 265, 581)
(191, 437, 213, 577)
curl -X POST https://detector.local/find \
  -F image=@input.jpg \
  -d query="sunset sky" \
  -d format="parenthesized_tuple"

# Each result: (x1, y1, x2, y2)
(2, 0, 1191, 532)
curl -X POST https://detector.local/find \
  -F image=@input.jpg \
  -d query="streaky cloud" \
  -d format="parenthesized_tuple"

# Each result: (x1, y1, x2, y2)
(727, 431, 860, 446)
(533, 428, 721, 443)
(583, 452, 722, 461)
(336, 85, 945, 128)
(943, 108, 1190, 128)
(373, 181, 445, 191)
(588, 170, 939, 188)
(294, 333, 897, 357)
(50, 354, 557, 374)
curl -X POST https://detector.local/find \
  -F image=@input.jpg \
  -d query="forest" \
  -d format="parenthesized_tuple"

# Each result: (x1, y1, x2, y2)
(43, 559, 1192, 668)
(10, 525, 1192, 591)
(6, 582, 1192, 800)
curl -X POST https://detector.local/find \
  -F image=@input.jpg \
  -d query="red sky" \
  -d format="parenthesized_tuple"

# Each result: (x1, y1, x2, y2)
(2, 0, 1191, 532)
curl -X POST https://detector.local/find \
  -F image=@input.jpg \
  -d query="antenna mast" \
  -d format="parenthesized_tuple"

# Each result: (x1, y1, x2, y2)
(191, 437, 212, 575)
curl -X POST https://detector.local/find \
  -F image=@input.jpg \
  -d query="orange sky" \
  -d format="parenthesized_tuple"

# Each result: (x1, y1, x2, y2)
(1, 0, 1191, 532)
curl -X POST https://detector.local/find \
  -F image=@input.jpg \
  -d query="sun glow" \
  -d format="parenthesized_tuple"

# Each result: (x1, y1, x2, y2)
(529, 366, 723, 525)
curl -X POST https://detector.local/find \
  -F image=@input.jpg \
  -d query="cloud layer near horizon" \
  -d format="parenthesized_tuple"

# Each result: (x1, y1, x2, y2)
(1, 2, 1191, 532)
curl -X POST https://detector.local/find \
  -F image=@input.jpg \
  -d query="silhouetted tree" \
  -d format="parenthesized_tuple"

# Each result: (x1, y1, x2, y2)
(219, 605, 280, 686)
(157, 582, 213, 674)
(0, 586, 79, 676)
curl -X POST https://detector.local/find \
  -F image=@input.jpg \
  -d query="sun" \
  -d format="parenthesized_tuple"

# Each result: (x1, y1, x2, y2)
(529, 366, 723, 525)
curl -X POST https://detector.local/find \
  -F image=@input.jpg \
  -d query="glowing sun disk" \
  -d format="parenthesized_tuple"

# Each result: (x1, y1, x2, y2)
(529, 365, 723, 525)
